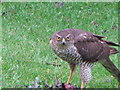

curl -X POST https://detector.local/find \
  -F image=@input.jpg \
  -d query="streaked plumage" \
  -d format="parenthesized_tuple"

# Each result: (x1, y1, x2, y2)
(50, 29, 120, 88)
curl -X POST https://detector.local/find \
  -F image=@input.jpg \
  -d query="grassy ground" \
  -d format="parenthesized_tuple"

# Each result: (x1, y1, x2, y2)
(2, 2, 119, 88)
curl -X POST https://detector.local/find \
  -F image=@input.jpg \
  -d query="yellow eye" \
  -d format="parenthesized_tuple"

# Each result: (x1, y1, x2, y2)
(57, 37, 61, 40)
(66, 37, 70, 40)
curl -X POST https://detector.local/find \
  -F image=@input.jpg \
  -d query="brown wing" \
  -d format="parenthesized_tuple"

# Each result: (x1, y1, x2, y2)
(93, 34, 119, 54)
(93, 34, 120, 47)
(74, 33, 110, 63)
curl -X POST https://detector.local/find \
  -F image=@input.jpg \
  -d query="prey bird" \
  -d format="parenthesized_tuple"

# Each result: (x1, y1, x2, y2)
(50, 29, 120, 88)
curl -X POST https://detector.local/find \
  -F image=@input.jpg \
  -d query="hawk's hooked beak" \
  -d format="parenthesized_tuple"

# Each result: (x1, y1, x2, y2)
(62, 38, 66, 45)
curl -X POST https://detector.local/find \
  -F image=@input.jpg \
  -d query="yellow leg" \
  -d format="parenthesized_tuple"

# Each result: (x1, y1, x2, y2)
(81, 81, 85, 88)
(67, 64, 76, 84)
(67, 69, 74, 84)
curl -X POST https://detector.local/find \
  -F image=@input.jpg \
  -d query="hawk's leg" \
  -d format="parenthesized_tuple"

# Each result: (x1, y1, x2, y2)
(80, 64, 92, 88)
(81, 81, 85, 88)
(67, 64, 76, 84)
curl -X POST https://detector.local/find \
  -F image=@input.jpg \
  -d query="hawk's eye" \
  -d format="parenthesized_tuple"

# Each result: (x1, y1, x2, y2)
(56, 37, 61, 40)
(66, 37, 70, 40)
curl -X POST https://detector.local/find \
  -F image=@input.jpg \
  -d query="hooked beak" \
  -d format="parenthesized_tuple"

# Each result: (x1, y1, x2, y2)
(62, 38, 66, 45)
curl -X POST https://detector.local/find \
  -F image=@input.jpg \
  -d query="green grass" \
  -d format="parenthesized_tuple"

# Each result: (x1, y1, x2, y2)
(2, 2, 119, 88)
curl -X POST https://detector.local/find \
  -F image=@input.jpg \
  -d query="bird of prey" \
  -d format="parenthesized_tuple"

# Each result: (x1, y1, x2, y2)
(50, 29, 120, 88)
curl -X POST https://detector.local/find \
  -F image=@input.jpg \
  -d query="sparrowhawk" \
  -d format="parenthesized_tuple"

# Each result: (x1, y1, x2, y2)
(50, 29, 120, 88)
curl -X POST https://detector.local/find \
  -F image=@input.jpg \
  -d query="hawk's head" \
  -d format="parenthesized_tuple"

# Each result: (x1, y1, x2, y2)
(50, 30, 74, 49)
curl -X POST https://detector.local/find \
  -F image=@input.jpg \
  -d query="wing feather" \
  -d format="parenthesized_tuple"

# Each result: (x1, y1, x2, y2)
(74, 32, 110, 63)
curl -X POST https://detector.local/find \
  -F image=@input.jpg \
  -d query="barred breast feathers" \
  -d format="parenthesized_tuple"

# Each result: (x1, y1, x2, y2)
(50, 40, 85, 65)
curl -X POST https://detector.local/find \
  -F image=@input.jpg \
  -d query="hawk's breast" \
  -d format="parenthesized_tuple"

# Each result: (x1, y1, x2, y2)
(53, 45, 82, 64)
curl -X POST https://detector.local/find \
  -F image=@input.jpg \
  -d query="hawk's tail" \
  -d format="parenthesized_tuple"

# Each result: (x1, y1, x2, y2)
(110, 47, 119, 55)
(99, 58, 120, 83)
